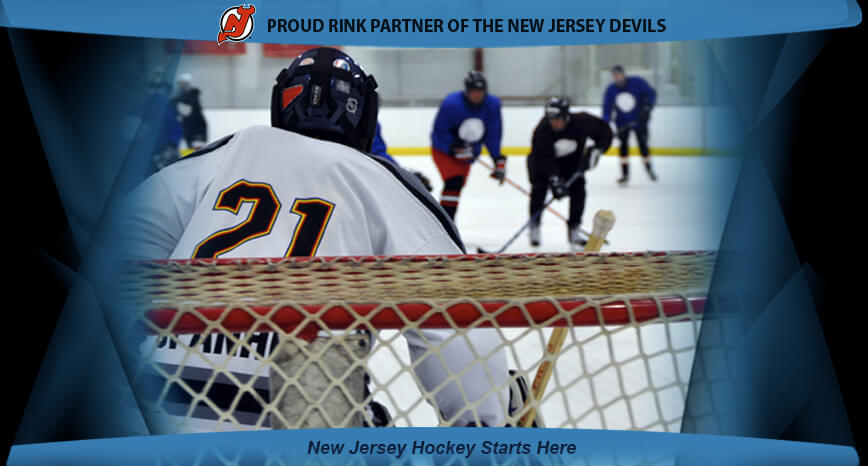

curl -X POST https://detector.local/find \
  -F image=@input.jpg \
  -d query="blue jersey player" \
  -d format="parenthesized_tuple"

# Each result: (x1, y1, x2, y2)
(602, 65, 657, 185)
(370, 122, 392, 161)
(430, 71, 506, 220)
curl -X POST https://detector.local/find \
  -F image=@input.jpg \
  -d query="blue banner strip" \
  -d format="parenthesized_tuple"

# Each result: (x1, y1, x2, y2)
(7, 428, 859, 465)
(0, 0, 861, 46)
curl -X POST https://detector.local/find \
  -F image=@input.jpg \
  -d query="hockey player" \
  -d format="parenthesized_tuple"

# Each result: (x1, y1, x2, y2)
(121, 47, 511, 428)
(602, 65, 657, 185)
(431, 71, 505, 220)
(370, 121, 391, 160)
(528, 97, 613, 248)
(148, 72, 183, 173)
(172, 73, 208, 150)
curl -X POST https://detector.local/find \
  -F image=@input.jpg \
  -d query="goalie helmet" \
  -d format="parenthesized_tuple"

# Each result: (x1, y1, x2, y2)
(544, 96, 571, 122)
(271, 47, 379, 153)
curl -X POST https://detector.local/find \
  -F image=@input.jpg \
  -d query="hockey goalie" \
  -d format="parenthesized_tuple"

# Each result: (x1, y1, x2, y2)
(120, 47, 538, 429)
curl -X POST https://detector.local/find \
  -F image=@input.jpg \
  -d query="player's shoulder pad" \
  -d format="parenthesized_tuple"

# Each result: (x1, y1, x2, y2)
(171, 133, 234, 166)
(364, 153, 466, 254)
(485, 94, 502, 107)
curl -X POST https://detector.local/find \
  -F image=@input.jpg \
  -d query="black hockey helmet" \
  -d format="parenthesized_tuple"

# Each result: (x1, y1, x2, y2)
(464, 70, 487, 92)
(271, 47, 379, 152)
(544, 96, 571, 121)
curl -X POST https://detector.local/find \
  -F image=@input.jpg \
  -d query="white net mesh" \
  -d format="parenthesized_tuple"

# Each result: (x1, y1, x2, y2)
(122, 251, 714, 432)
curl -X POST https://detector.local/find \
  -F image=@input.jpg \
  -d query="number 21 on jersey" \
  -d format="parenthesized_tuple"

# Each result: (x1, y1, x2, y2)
(192, 179, 335, 259)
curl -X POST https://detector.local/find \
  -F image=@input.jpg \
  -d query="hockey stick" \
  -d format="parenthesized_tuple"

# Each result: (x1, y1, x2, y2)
(615, 120, 653, 147)
(519, 209, 616, 428)
(616, 120, 638, 136)
(476, 158, 608, 245)
(477, 170, 584, 254)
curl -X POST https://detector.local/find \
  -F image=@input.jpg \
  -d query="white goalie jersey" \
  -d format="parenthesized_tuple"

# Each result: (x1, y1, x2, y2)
(125, 125, 464, 260)
(122, 125, 509, 429)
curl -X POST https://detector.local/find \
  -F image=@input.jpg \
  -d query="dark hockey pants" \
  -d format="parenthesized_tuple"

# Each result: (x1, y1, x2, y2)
(527, 154, 587, 229)
(618, 125, 650, 158)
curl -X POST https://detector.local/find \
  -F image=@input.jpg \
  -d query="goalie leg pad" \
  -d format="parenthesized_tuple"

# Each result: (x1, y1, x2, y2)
(269, 333, 371, 428)
(404, 328, 509, 427)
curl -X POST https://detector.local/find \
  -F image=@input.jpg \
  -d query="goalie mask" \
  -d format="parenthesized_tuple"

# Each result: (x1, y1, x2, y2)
(271, 47, 379, 152)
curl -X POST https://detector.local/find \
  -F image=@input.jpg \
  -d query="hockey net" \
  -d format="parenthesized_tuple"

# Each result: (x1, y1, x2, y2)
(121, 251, 714, 432)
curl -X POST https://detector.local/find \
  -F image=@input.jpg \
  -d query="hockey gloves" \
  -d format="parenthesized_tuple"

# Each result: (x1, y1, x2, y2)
(451, 141, 474, 161)
(490, 158, 506, 185)
(412, 171, 433, 192)
(549, 175, 568, 199)
(584, 147, 603, 170)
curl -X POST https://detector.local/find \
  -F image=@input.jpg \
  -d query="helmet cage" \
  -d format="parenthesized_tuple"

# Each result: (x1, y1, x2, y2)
(545, 96, 571, 122)
(271, 47, 379, 152)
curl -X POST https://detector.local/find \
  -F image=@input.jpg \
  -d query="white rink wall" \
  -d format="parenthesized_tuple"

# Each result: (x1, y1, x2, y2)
(201, 106, 740, 153)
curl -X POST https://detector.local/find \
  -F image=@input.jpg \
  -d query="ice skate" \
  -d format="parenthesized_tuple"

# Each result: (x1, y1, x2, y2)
(645, 163, 658, 182)
(569, 224, 588, 250)
(529, 222, 541, 247)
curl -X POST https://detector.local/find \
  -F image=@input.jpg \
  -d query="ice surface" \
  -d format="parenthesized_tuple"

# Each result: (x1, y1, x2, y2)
(361, 154, 737, 429)
(395, 154, 737, 254)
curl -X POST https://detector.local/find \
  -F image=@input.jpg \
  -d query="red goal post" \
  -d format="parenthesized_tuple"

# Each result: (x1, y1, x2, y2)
(129, 251, 713, 334)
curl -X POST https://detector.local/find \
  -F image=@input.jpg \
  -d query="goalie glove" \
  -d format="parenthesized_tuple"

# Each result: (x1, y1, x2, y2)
(549, 175, 568, 199)
(490, 157, 506, 185)
(584, 147, 603, 170)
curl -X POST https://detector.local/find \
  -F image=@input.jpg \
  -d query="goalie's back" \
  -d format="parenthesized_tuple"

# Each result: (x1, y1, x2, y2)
(123, 125, 463, 261)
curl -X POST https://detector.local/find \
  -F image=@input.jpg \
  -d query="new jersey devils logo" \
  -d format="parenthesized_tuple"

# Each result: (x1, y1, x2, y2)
(217, 4, 255, 44)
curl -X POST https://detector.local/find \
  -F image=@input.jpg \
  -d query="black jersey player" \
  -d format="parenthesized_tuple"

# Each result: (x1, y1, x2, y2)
(172, 73, 208, 150)
(527, 97, 613, 248)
